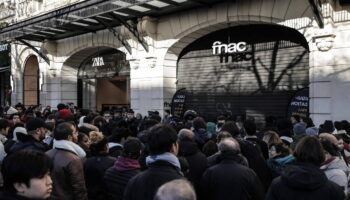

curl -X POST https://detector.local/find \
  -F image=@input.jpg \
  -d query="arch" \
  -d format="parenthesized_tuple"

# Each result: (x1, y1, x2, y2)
(23, 55, 39, 107)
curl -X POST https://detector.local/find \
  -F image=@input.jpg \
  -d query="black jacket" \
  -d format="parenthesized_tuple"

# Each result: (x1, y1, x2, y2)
(245, 137, 269, 160)
(123, 160, 183, 200)
(104, 164, 140, 200)
(0, 192, 46, 200)
(178, 140, 208, 192)
(9, 135, 49, 153)
(200, 152, 265, 200)
(84, 153, 116, 200)
(266, 162, 345, 200)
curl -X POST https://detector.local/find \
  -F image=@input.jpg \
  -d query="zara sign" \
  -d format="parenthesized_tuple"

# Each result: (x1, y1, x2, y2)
(212, 41, 247, 55)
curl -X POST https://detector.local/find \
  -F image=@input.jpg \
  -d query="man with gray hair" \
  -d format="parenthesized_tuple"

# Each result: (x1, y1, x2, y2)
(178, 129, 207, 194)
(154, 179, 196, 200)
(200, 138, 264, 200)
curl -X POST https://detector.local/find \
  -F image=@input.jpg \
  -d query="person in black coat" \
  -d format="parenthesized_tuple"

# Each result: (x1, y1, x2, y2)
(107, 127, 131, 158)
(104, 138, 143, 200)
(221, 122, 272, 190)
(84, 136, 116, 200)
(244, 120, 269, 159)
(124, 124, 183, 200)
(178, 129, 208, 193)
(266, 136, 345, 200)
(201, 138, 265, 200)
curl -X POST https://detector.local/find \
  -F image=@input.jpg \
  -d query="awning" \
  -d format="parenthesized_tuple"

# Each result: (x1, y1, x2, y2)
(0, 0, 223, 43)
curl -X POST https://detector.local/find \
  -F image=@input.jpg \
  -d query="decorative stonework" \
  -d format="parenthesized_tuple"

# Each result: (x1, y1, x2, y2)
(313, 34, 336, 52)
(0, 0, 15, 21)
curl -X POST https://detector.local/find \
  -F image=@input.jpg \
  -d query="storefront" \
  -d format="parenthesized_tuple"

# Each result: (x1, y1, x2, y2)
(176, 24, 309, 124)
(75, 48, 130, 111)
(0, 43, 11, 106)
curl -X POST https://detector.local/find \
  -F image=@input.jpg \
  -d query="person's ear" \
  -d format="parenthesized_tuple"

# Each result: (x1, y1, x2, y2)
(67, 134, 73, 142)
(13, 182, 27, 194)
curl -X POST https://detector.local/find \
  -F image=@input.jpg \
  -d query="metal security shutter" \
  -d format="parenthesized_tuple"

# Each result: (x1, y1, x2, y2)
(177, 41, 309, 125)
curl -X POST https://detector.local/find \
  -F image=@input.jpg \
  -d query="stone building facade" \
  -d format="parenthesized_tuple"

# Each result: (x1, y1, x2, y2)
(2, 0, 350, 125)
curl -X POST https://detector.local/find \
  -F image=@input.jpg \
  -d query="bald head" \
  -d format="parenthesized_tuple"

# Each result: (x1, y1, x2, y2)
(218, 138, 240, 154)
(178, 129, 195, 141)
(155, 179, 196, 200)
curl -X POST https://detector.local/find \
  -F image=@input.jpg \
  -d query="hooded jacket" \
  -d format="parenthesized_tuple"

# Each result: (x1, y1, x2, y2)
(267, 154, 295, 178)
(266, 162, 345, 200)
(321, 157, 349, 194)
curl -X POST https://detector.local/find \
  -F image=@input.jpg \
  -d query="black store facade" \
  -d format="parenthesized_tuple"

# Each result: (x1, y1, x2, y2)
(0, 43, 11, 106)
(177, 24, 310, 125)
(76, 48, 130, 111)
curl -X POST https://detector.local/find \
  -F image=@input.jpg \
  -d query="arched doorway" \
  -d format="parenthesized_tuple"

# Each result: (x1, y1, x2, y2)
(177, 24, 309, 126)
(62, 47, 130, 111)
(23, 55, 39, 107)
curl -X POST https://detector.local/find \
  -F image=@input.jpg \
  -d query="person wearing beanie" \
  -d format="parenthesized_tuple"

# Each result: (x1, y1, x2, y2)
(58, 109, 73, 120)
(9, 118, 49, 153)
(104, 138, 143, 200)
(320, 120, 336, 134)
(290, 122, 307, 150)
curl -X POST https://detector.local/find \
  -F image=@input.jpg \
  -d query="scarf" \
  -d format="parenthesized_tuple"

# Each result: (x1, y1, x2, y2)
(146, 152, 181, 170)
(53, 139, 86, 159)
(115, 156, 140, 171)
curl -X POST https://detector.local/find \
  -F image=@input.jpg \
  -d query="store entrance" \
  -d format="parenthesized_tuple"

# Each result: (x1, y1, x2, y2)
(177, 24, 309, 125)
(77, 48, 130, 111)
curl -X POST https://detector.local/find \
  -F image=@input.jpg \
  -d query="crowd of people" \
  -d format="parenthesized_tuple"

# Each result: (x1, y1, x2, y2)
(0, 103, 349, 200)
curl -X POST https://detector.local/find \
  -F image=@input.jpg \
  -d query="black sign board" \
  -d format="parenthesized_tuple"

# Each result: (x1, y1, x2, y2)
(171, 88, 187, 117)
(287, 87, 309, 118)
(78, 49, 129, 79)
(0, 43, 10, 69)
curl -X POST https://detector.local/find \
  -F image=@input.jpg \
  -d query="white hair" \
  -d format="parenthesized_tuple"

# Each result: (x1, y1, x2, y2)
(154, 179, 196, 200)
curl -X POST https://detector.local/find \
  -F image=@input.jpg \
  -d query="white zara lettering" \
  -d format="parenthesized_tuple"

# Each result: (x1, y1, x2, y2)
(92, 57, 105, 67)
(212, 41, 247, 55)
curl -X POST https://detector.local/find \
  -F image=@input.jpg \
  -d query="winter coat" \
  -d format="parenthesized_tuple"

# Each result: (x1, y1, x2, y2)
(178, 139, 208, 192)
(0, 192, 45, 200)
(78, 123, 99, 135)
(245, 137, 269, 160)
(104, 156, 141, 200)
(9, 135, 49, 153)
(267, 154, 295, 178)
(200, 152, 265, 200)
(46, 148, 88, 200)
(207, 152, 248, 167)
(321, 157, 349, 195)
(194, 128, 211, 148)
(123, 160, 183, 200)
(266, 162, 345, 200)
(84, 152, 116, 200)
(238, 139, 272, 191)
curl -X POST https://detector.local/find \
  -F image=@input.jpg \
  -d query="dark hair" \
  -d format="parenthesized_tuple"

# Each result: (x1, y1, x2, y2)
(292, 115, 301, 123)
(202, 140, 218, 157)
(148, 124, 178, 155)
(294, 136, 325, 166)
(90, 137, 108, 156)
(150, 115, 161, 123)
(93, 116, 106, 128)
(334, 121, 343, 131)
(243, 120, 256, 136)
(303, 117, 315, 128)
(78, 132, 88, 143)
(109, 127, 131, 143)
(193, 117, 206, 131)
(122, 138, 144, 159)
(320, 138, 339, 157)
(269, 143, 291, 157)
(0, 119, 9, 130)
(220, 122, 240, 137)
(57, 103, 66, 111)
(54, 122, 74, 140)
(2, 150, 52, 193)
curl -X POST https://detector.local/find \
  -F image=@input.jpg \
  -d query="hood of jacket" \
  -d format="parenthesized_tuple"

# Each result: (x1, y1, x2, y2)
(178, 140, 199, 156)
(321, 157, 349, 176)
(80, 123, 99, 131)
(274, 154, 295, 165)
(281, 162, 328, 191)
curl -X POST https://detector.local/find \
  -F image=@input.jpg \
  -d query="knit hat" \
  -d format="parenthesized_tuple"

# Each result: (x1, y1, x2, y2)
(59, 109, 72, 120)
(321, 120, 335, 133)
(13, 127, 27, 142)
(26, 118, 46, 132)
(293, 122, 307, 135)
(6, 107, 18, 115)
(306, 127, 319, 136)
